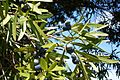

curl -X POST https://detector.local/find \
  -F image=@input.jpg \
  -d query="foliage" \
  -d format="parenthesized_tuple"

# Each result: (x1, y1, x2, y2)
(40, 0, 120, 44)
(0, 0, 119, 80)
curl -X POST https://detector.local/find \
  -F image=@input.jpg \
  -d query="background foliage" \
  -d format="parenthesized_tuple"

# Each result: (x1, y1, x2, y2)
(0, 0, 119, 80)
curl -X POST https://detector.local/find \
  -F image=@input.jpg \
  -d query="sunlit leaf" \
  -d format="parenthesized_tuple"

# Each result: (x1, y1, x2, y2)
(1, 14, 11, 26)
(51, 65, 65, 71)
(18, 21, 27, 41)
(85, 32, 108, 37)
(97, 56, 119, 63)
(47, 43, 57, 52)
(48, 62, 57, 71)
(89, 62, 99, 72)
(40, 58, 48, 70)
(87, 23, 108, 31)
(42, 43, 57, 48)
(12, 13, 17, 41)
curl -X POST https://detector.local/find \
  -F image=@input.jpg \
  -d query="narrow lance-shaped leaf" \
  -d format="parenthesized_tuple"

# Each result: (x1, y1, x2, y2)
(18, 21, 27, 41)
(12, 13, 17, 41)
(89, 62, 99, 72)
(78, 20, 89, 34)
(75, 51, 89, 80)
(85, 31, 108, 37)
(97, 56, 119, 63)
(48, 62, 57, 71)
(1, 14, 11, 26)
(51, 65, 65, 71)
(87, 23, 108, 31)
(33, 21, 48, 40)
(76, 50, 100, 63)
(47, 43, 57, 52)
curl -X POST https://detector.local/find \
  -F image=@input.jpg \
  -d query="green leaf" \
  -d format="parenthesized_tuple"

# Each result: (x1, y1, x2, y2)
(37, 13, 53, 19)
(51, 65, 65, 71)
(19, 72, 30, 78)
(40, 58, 48, 70)
(12, 13, 17, 41)
(19, 16, 28, 25)
(42, 43, 57, 48)
(47, 43, 57, 52)
(18, 21, 27, 41)
(89, 62, 98, 72)
(76, 50, 100, 63)
(79, 58, 89, 80)
(28, 20, 44, 44)
(48, 52, 69, 60)
(97, 56, 119, 63)
(1, 14, 11, 26)
(85, 32, 108, 37)
(48, 62, 57, 71)
(14, 46, 35, 52)
(0, 3, 4, 20)
(47, 30, 56, 35)
(32, 2, 48, 14)
(78, 20, 89, 34)
(33, 21, 48, 40)
(87, 23, 108, 31)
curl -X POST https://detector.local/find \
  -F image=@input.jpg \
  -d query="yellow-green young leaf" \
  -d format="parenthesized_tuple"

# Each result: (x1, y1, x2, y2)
(19, 72, 30, 78)
(85, 32, 108, 37)
(51, 65, 65, 71)
(48, 62, 57, 71)
(49, 72, 58, 76)
(37, 72, 46, 80)
(40, 58, 48, 70)
(33, 21, 48, 40)
(47, 43, 57, 52)
(97, 56, 119, 63)
(89, 62, 99, 72)
(52, 76, 66, 80)
(1, 14, 11, 26)
(47, 30, 56, 35)
(12, 13, 17, 41)
(28, 0, 53, 2)
(42, 43, 57, 48)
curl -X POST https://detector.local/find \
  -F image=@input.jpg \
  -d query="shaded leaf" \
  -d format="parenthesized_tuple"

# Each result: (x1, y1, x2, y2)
(76, 50, 100, 63)
(14, 46, 35, 52)
(33, 21, 48, 40)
